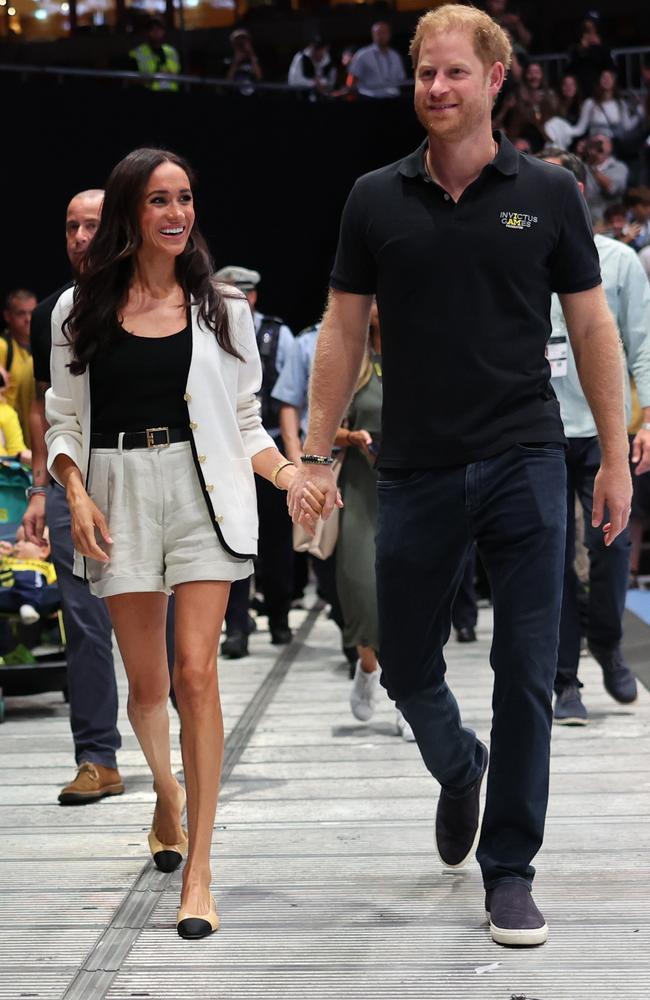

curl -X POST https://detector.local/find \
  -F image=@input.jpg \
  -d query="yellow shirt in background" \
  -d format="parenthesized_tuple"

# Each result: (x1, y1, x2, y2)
(0, 338, 34, 448)
(0, 401, 27, 456)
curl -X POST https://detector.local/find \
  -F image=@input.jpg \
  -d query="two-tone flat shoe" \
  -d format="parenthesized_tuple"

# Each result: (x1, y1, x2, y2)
(177, 895, 220, 940)
(148, 788, 188, 873)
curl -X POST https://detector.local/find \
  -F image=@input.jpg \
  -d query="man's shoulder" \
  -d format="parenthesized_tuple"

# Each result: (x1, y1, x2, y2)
(351, 45, 373, 63)
(352, 154, 415, 198)
(518, 152, 578, 193)
(258, 314, 286, 326)
(296, 325, 319, 351)
(32, 282, 74, 328)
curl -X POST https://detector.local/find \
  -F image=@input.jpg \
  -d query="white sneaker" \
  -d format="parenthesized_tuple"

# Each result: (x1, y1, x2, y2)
(19, 604, 40, 624)
(350, 664, 380, 722)
(396, 710, 416, 742)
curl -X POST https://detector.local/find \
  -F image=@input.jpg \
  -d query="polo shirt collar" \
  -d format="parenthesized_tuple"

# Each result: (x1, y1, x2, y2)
(398, 130, 520, 180)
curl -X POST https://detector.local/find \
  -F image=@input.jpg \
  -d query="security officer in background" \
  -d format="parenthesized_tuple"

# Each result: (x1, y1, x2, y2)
(129, 17, 180, 93)
(215, 265, 295, 657)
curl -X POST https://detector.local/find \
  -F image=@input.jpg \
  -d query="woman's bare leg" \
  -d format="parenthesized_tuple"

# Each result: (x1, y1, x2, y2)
(172, 580, 230, 916)
(106, 592, 184, 845)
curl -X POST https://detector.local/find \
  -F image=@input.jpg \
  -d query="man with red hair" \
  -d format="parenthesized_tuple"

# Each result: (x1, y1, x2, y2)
(289, 5, 631, 946)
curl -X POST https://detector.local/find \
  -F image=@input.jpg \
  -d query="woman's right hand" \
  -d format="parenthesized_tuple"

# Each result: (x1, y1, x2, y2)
(67, 489, 112, 563)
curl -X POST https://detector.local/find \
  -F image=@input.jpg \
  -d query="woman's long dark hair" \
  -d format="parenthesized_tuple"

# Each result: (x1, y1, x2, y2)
(65, 147, 241, 374)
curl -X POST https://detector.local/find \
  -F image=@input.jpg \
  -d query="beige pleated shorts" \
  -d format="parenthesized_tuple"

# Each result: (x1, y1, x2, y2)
(84, 440, 253, 599)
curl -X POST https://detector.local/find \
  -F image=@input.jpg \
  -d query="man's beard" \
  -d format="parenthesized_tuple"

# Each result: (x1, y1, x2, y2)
(415, 93, 488, 142)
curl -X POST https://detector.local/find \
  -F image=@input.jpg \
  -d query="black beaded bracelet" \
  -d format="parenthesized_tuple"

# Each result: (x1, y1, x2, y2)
(300, 454, 334, 466)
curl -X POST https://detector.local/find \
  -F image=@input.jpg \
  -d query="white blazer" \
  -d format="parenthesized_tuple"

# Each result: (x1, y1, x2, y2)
(45, 285, 275, 578)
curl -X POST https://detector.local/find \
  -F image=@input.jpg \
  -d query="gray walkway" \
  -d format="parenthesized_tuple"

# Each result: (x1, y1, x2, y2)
(1, 602, 649, 1000)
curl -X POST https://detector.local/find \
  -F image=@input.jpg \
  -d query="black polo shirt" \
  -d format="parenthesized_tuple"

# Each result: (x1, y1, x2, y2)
(330, 133, 601, 468)
(31, 282, 73, 385)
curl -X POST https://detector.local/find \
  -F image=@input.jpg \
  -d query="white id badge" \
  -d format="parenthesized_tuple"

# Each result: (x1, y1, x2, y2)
(547, 334, 568, 378)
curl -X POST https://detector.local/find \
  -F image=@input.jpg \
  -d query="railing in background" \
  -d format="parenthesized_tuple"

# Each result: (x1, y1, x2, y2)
(527, 47, 649, 92)
(0, 45, 648, 96)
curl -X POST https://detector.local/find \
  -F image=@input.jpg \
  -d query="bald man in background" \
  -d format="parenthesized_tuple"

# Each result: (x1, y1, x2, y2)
(23, 190, 126, 806)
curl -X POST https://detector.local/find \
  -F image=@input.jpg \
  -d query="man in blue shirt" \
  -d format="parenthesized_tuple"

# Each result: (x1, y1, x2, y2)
(542, 149, 650, 724)
(272, 324, 319, 464)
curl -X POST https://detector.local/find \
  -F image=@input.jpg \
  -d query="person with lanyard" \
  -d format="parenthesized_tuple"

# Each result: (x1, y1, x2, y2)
(541, 147, 650, 725)
(23, 188, 129, 806)
(214, 265, 295, 657)
(288, 4, 632, 947)
(44, 147, 324, 939)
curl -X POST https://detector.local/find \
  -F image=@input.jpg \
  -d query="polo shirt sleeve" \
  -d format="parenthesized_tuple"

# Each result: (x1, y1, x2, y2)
(549, 177, 602, 295)
(330, 181, 377, 295)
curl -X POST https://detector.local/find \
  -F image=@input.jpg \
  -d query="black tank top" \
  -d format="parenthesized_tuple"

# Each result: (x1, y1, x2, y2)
(90, 316, 191, 434)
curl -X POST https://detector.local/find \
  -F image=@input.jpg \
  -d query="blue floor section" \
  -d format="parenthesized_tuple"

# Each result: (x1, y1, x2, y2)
(625, 589, 650, 626)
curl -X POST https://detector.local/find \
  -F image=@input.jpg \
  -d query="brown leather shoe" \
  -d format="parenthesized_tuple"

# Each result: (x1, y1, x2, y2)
(58, 762, 125, 805)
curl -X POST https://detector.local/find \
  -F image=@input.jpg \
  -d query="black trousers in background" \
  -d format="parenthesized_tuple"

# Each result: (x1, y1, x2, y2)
(555, 437, 631, 692)
(255, 471, 294, 625)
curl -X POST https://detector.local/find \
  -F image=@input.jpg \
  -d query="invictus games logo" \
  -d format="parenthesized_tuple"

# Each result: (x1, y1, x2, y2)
(500, 210, 538, 230)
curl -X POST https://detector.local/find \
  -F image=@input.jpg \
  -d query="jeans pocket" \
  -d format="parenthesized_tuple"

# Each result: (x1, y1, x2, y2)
(516, 442, 565, 455)
(377, 468, 428, 488)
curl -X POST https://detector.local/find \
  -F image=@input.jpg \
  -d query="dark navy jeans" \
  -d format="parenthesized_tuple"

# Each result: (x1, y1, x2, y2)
(376, 443, 567, 889)
(555, 436, 631, 693)
(47, 482, 121, 769)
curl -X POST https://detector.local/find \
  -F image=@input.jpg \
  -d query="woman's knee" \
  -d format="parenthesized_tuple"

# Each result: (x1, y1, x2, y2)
(128, 675, 170, 712)
(173, 655, 217, 703)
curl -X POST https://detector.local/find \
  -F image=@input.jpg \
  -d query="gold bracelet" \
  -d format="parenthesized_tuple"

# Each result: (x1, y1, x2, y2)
(271, 460, 295, 490)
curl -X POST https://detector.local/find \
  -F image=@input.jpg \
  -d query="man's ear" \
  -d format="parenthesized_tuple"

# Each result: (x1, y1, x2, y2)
(489, 61, 506, 98)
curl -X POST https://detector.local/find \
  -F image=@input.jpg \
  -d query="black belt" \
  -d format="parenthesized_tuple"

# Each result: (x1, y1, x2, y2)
(90, 426, 191, 450)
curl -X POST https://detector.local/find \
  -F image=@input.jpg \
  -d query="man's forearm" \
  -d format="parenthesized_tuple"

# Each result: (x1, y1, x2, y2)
(304, 291, 371, 455)
(572, 321, 629, 460)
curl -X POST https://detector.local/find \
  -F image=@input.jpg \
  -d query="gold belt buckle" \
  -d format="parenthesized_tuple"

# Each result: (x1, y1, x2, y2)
(146, 426, 170, 449)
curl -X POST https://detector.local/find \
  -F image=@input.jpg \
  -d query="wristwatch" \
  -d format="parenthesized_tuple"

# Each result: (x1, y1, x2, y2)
(642, 423, 650, 432)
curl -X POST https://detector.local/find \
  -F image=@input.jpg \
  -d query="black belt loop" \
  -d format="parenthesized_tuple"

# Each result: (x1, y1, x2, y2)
(90, 425, 191, 450)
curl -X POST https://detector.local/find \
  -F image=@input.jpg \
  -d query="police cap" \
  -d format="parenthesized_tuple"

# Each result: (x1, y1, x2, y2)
(215, 265, 261, 291)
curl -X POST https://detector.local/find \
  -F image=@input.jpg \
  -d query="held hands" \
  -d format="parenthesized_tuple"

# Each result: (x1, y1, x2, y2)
(285, 462, 344, 537)
(592, 458, 633, 547)
(67, 488, 113, 563)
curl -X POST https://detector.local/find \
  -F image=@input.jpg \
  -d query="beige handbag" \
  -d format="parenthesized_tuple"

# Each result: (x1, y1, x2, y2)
(292, 455, 343, 560)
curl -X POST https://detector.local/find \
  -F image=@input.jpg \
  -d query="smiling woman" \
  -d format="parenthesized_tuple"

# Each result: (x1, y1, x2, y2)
(63, 148, 240, 373)
(43, 145, 325, 942)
